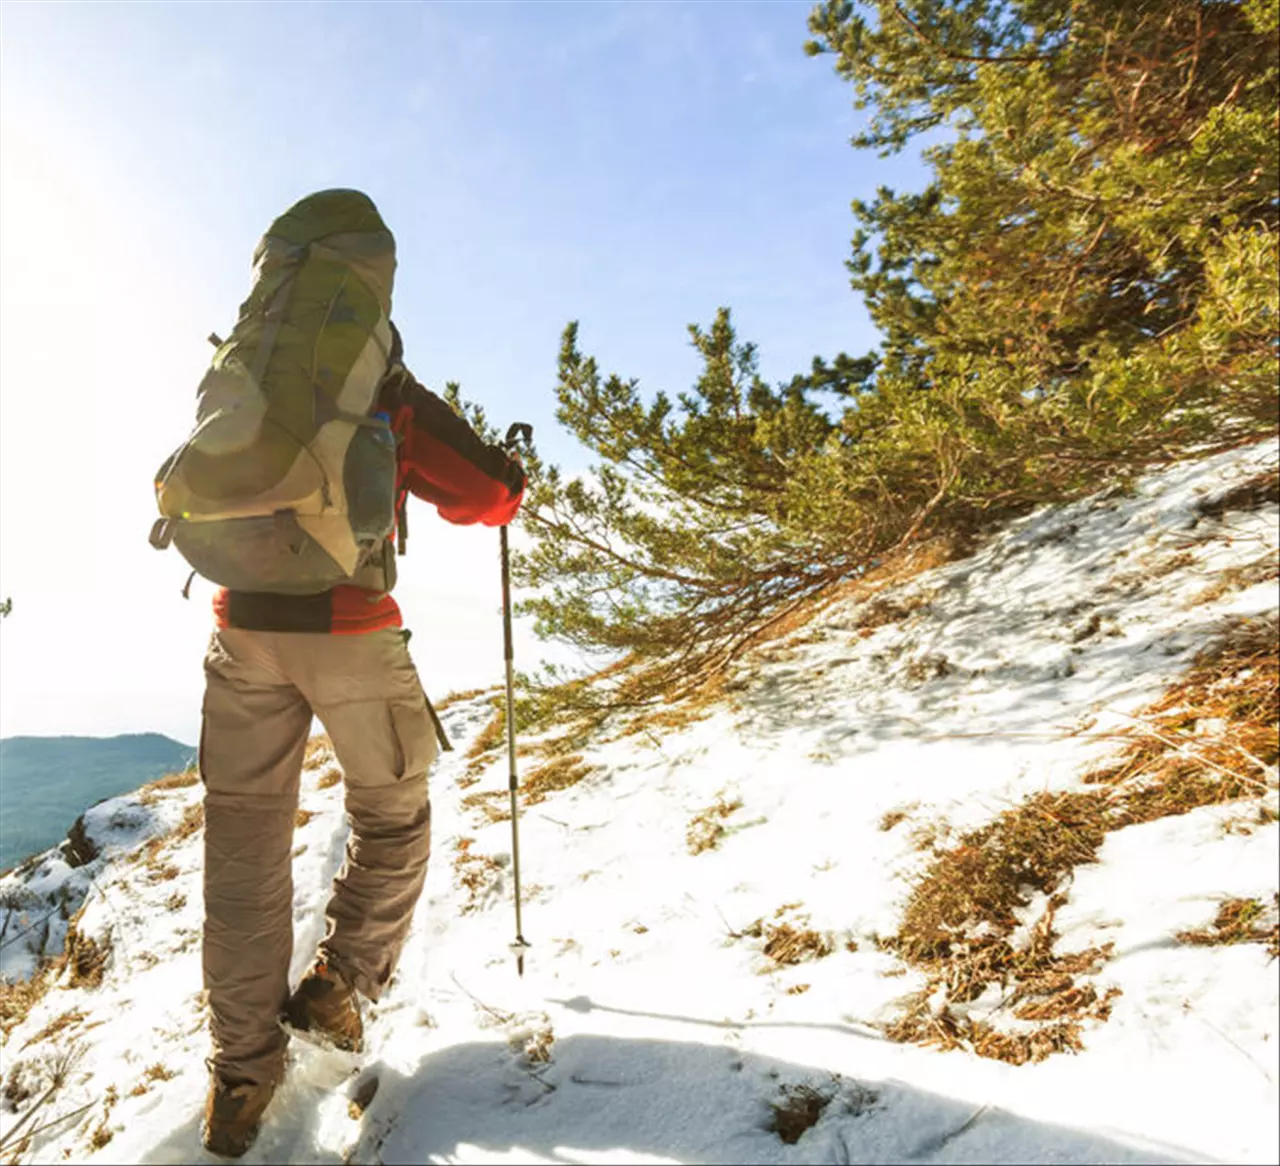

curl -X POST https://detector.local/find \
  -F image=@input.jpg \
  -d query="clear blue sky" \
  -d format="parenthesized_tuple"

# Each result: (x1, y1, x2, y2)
(0, 0, 930, 742)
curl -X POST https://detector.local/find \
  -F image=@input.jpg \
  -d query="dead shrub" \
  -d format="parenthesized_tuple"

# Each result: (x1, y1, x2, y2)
(769, 1083, 832, 1145)
(64, 816, 99, 868)
(1178, 896, 1279, 958)
(316, 766, 343, 790)
(3, 1059, 38, 1109)
(88, 1121, 114, 1151)
(294, 808, 315, 829)
(61, 914, 110, 990)
(686, 797, 743, 855)
(163, 892, 187, 912)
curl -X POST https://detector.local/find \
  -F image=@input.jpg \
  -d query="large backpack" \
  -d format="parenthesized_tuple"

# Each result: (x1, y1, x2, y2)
(151, 189, 399, 594)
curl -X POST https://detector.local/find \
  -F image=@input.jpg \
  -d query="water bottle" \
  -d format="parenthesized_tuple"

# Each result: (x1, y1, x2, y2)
(345, 410, 397, 544)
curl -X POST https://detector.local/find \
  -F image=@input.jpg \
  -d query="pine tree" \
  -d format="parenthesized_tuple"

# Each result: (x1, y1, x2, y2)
(806, 0, 1278, 454)
(512, 311, 868, 703)
(506, 0, 1277, 707)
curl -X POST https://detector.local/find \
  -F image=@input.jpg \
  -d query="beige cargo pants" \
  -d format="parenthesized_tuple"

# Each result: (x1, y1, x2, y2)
(199, 626, 438, 1087)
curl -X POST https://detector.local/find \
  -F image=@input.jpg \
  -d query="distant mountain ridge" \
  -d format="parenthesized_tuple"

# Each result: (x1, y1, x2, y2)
(0, 733, 194, 872)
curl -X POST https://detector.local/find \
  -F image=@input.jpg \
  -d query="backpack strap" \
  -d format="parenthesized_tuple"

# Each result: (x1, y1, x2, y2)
(396, 489, 409, 556)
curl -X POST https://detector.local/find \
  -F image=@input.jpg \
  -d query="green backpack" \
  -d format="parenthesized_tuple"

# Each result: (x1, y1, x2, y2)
(151, 189, 399, 594)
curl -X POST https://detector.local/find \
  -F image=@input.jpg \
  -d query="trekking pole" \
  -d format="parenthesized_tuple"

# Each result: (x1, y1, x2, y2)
(501, 422, 534, 976)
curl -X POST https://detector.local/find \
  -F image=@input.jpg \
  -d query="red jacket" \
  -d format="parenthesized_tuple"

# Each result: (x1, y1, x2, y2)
(213, 363, 524, 635)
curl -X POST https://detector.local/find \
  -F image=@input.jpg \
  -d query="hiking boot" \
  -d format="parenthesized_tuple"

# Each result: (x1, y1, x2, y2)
(201, 1076, 276, 1159)
(281, 959, 363, 1052)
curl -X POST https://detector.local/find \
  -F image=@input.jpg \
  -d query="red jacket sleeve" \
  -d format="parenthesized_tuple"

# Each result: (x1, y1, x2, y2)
(378, 365, 525, 526)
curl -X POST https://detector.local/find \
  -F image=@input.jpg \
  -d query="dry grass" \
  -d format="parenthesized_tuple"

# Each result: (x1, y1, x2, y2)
(1190, 552, 1279, 605)
(737, 908, 834, 969)
(521, 1024, 555, 1065)
(452, 838, 504, 914)
(1083, 613, 1277, 814)
(436, 686, 498, 712)
(882, 613, 1278, 1065)
(303, 734, 334, 770)
(466, 703, 506, 761)
(879, 804, 918, 832)
(316, 765, 343, 790)
(1195, 468, 1279, 520)
(20, 1008, 86, 1050)
(769, 1084, 832, 1145)
(686, 797, 743, 855)
(141, 769, 200, 794)
(855, 592, 933, 633)
(294, 808, 315, 829)
(1149, 549, 1197, 578)
(461, 789, 511, 825)
(461, 754, 596, 822)
(0, 970, 52, 1037)
(462, 702, 508, 780)
(87, 1122, 114, 1151)
(760, 923, 835, 967)
(522, 755, 595, 805)
(904, 653, 953, 684)
(1178, 896, 1279, 958)
(1222, 802, 1280, 836)
(163, 892, 187, 912)
(619, 672, 731, 741)
(173, 802, 205, 842)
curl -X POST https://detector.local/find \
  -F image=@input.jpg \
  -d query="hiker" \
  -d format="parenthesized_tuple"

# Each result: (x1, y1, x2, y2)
(151, 191, 524, 1157)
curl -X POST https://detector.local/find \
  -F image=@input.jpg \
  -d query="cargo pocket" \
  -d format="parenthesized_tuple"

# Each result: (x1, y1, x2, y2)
(390, 699, 438, 780)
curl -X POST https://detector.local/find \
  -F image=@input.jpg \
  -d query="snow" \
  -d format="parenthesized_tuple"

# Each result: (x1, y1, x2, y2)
(1, 437, 1276, 1165)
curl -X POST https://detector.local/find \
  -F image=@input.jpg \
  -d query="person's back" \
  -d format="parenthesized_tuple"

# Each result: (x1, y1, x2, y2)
(164, 191, 525, 1159)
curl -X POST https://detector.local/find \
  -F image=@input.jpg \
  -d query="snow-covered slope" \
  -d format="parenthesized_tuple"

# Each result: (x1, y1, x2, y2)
(2, 438, 1277, 1166)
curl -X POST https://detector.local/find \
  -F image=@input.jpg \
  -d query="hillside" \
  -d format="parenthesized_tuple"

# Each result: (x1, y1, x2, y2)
(0, 438, 1276, 1165)
(0, 735, 195, 874)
